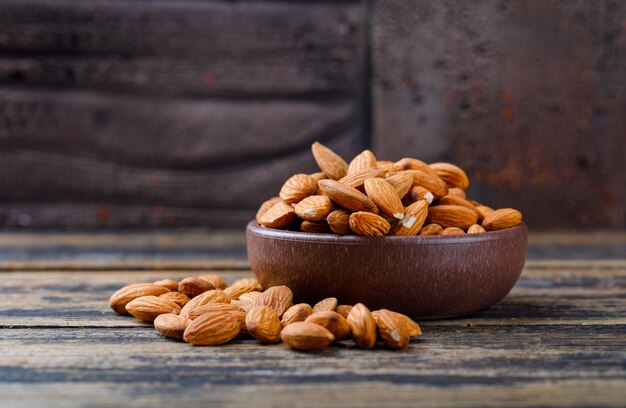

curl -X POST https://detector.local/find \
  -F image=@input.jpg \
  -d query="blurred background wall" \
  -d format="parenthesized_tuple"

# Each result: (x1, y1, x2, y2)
(0, 0, 624, 230)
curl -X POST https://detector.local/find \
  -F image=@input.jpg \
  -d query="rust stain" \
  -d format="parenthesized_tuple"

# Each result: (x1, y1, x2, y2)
(202, 73, 215, 87)
(501, 90, 514, 102)
(500, 106, 515, 120)
(97, 204, 111, 222)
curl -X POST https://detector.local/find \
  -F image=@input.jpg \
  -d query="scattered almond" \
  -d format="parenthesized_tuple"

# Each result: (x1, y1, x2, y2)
(295, 195, 332, 221)
(109, 283, 170, 315)
(153, 279, 178, 292)
(154, 313, 188, 340)
(339, 167, 387, 190)
(429, 162, 470, 190)
(252, 285, 293, 318)
(223, 278, 262, 300)
(311, 141, 348, 180)
(180, 289, 229, 319)
(327, 209, 352, 235)
(482, 208, 523, 230)
(199, 274, 228, 290)
(300, 220, 333, 233)
(281, 303, 313, 327)
(318, 179, 378, 214)
(364, 178, 405, 220)
(372, 309, 411, 350)
(335, 305, 353, 319)
(467, 224, 486, 234)
(306, 311, 350, 341)
(348, 149, 377, 174)
(426, 205, 478, 230)
(246, 305, 282, 344)
(442, 227, 465, 235)
(349, 212, 391, 236)
(404, 170, 448, 199)
(159, 291, 191, 307)
(183, 311, 240, 346)
(279, 174, 318, 204)
(390, 199, 428, 236)
(385, 172, 414, 199)
(312, 297, 338, 313)
(125, 295, 181, 323)
(419, 223, 443, 235)
(178, 277, 215, 298)
(281, 322, 335, 350)
(258, 200, 297, 229)
(347, 303, 377, 349)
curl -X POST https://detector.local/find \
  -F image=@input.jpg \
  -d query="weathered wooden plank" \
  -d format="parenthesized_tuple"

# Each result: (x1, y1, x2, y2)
(1, 264, 624, 327)
(0, 0, 365, 97)
(371, 0, 626, 229)
(0, 325, 624, 407)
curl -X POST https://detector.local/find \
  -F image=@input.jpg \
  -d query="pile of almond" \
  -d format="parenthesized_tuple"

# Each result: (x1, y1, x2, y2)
(109, 275, 421, 350)
(257, 142, 522, 236)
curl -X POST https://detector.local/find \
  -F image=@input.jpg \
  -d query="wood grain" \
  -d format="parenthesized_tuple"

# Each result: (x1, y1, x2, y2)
(0, 0, 365, 97)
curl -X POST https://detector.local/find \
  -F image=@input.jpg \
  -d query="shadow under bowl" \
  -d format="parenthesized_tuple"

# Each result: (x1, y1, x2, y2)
(246, 221, 528, 319)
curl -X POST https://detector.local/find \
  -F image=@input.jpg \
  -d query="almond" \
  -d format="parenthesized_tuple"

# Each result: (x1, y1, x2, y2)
(152, 279, 178, 292)
(338, 167, 387, 190)
(125, 295, 181, 323)
(318, 179, 378, 213)
(335, 305, 353, 319)
(482, 208, 523, 230)
(187, 303, 244, 320)
(252, 285, 293, 318)
(258, 200, 297, 229)
(223, 278, 262, 300)
(281, 321, 335, 350)
(154, 313, 189, 340)
(404, 170, 449, 199)
(406, 185, 434, 204)
(309, 172, 327, 184)
(467, 224, 486, 234)
(311, 141, 348, 180)
(199, 274, 228, 290)
(429, 162, 469, 190)
(376, 160, 395, 174)
(294, 195, 332, 221)
(305, 311, 350, 341)
(349, 211, 391, 236)
(230, 299, 253, 313)
(159, 291, 191, 307)
(393, 158, 438, 177)
(183, 311, 240, 345)
(180, 289, 230, 318)
(281, 303, 313, 327)
(300, 220, 332, 233)
(426, 205, 478, 229)
(109, 283, 170, 315)
(312, 297, 338, 313)
(364, 178, 405, 220)
(439, 195, 481, 218)
(347, 303, 377, 349)
(448, 187, 467, 199)
(178, 277, 215, 298)
(327, 209, 351, 235)
(442, 227, 465, 235)
(246, 305, 282, 344)
(475, 205, 494, 222)
(279, 174, 318, 204)
(256, 197, 282, 223)
(381, 310, 421, 337)
(372, 309, 411, 350)
(390, 199, 428, 236)
(348, 149, 377, 174)
(419, 223, 443, 235)
(385, 172, 414, 199)
(238, 291, 263, 303)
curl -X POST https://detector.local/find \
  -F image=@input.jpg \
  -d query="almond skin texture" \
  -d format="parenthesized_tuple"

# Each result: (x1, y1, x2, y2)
(312, 297, 338, 313)
(305, 311, 350, 341)
(385, 172, 414, 199)
(447, 187, 467, 199)
(364, 177, 405, 220)
(482, 208, 523, 230)
(407, 185, 434, 204)
(223, 278, 262, 300)
(154, 313, 189, 340)
(404, 170, 449, 199)
(348, 149, 377, 174)
(429, 162, 470, 190)
(419, 223, 443, 235)
(475, 205, 494, 222)
(125, 295, 181, 323)
(252, 285, 293, 318)
(372, 309, 411, 350)
(258, 200, 297, 229)
(256, 197, 282, 223)
(281, 303, 313, 327)
(300, 220, 333, 234)
(442, 227, 465, 235)
(180, 290, 230, 319)
(281, 322, 335, 350)
(335, 305, 353, 319)
(318, 179, 378, 214)
(187, 303, 244, 320)
(393, 158, 438, 177)
(439, 195, 481, 218)
(152, 279, 178, 292)
(178, 277, 215, 298)
(390, 199, 428, 236)
(294, 195, 332, 221)
(327, 209, 352, 235)
(338, 167, 387, 190)
(183, 311, 240, 346)
(347, 303, 377, 349)
(279, 174, 318, 204)
(109, 283, 170, 315)
(382, 310, 422, 337)
(311, 141, 348, 180)
(426, 205, 478, 230)
(238, 291, 263, 303)
(349, 212, 391, 236)
(467, 224, 487, 234)
(246, 305, 282, 344)
(159, 291, 191, 307)
(376, 160, 395, 174)
(199, 274, 228, 290)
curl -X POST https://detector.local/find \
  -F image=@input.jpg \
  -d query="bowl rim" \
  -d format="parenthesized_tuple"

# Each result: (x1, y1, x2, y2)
(247, 220, 528, 246)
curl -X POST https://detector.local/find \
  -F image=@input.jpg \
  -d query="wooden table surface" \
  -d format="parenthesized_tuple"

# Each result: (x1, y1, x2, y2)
(1, 231, 625, 407)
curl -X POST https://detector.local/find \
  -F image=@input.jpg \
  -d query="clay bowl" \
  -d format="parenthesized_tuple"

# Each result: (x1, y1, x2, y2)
(246, 221, 528, 319)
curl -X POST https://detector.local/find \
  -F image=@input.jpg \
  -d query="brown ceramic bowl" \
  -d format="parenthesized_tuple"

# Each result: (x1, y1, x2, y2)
(246, 221, 528, 319)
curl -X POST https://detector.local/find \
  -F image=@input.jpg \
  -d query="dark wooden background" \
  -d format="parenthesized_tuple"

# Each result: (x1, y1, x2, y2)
(0, 0, 624, 230)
